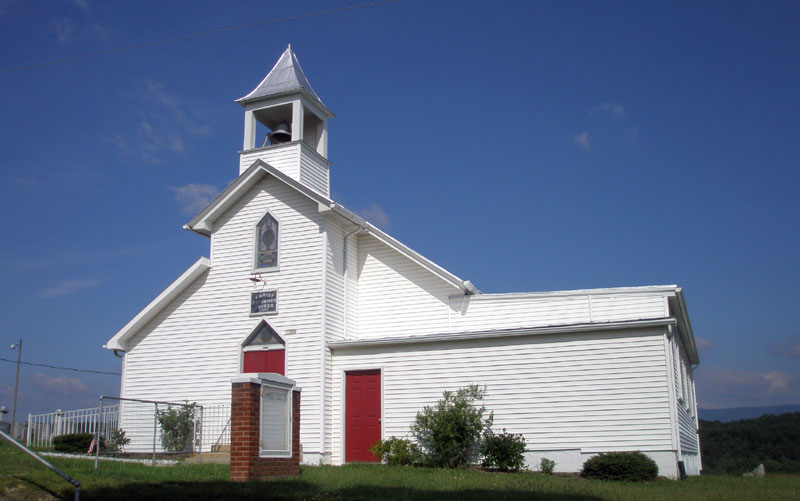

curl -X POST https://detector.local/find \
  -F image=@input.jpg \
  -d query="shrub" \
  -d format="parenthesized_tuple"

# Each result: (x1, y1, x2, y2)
(410, 384, 493, 468)
(157, 404, 196, 452)
(580, 451, 658, 482)
(370, 437, 424, 466)
(481, 429, 526, 472)
(107, 428, 131, 452)
(540, 457, 556, 475)
(53, 433, 104, 454)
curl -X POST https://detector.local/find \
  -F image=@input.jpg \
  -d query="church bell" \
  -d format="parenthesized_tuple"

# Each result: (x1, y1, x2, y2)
(268, 122, 292, 145)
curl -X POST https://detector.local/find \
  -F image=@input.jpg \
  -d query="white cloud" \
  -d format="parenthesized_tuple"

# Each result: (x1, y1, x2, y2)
(117, 81, 212, 164)
(773, 335, 800, 359)
(354, 203, 391, 230)
(696, 367, 800, 408)
(589, 102, 628, 117)
(171, 183, 219, 214)
(29, 373, 90, 395)
(572, 131, 591, 151)
(52, 18, 74, 44)
(695, 337, 712, 350)
(38, 278, 103, 297)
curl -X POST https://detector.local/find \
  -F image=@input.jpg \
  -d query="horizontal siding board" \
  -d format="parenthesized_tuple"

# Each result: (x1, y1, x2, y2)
(449, 293, 668, 333)
(330, 327, 671, 464)
(239, 144, 300, 176)
(357, 233, 459, 338)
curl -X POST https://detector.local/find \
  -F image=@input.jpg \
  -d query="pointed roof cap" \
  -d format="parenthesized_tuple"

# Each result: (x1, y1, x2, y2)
(237, 45, 327, 110)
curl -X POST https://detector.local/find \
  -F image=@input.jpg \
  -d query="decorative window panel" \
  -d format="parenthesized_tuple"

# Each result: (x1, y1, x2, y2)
(260, 383, 291, 457)
(256, 213, 279, 269)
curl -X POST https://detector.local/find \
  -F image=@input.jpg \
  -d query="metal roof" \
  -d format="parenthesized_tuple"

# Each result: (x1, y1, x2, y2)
(237, 45, 324, 105)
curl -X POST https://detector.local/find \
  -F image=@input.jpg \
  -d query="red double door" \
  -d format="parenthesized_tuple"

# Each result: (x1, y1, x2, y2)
(345, 369, 381, 462)
(242, 349, 285, 375)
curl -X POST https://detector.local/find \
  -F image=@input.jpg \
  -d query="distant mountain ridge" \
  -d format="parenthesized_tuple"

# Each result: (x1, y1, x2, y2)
(698, 404, 800, 422)
(699, 411, 800, 473)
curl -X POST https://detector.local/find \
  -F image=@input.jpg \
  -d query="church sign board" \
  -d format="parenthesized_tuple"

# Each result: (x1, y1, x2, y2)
(251, 290, 277, 314)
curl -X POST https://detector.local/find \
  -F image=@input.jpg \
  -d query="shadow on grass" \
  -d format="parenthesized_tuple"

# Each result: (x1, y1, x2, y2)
(12, 475, 62, 499)
(74, 479, 604, 501)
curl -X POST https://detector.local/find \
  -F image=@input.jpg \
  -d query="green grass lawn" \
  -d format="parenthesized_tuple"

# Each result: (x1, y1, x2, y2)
(2, 441, 799, 500)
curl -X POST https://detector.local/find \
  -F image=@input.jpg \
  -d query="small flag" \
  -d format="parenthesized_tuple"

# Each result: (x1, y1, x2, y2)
(87, 437, 97, 454)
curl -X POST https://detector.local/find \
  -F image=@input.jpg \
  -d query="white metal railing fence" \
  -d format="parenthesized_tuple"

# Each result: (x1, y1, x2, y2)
(201, 403, 231, 451)
(27, 406, 119, 449)
(26, 401, 231, 455)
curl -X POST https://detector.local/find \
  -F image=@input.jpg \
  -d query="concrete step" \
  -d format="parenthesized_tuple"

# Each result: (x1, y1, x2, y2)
(211, 444, 231, 453)
(184, 452, 230, 464)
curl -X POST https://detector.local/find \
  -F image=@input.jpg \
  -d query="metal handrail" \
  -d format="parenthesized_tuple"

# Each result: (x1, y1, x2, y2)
(0, 429, 80, 501)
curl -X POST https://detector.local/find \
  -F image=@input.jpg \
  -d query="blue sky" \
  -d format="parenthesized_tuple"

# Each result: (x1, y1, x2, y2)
(1, 0, 799, 418)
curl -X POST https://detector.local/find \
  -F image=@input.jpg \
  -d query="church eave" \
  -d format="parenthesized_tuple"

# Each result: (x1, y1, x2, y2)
(235, 88, 335, 118)
(104, 257, 212, 351)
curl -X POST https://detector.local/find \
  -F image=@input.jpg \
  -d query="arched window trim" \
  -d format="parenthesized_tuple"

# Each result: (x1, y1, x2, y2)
(253, 209, 281, 272)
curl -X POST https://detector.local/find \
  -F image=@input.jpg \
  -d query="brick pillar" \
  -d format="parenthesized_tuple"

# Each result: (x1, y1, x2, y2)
(230, 374, 301, 481)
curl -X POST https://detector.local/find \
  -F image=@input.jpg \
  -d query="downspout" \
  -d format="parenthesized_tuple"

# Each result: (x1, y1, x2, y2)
(665, 325, 682, 468)
(342, 225, 363, 340)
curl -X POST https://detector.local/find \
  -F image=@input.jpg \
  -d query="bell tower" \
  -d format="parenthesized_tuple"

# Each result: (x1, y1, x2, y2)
(237, 46, 334, 196)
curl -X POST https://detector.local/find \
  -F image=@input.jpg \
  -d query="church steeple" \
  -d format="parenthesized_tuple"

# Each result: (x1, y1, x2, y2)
(237, 46, 334, 196)
(237, 45, 327, 109)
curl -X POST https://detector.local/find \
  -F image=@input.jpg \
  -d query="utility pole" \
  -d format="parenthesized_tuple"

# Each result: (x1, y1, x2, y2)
(10, 339, 22, 432)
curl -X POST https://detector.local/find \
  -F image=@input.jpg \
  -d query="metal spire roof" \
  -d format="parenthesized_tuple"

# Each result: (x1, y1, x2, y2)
(237, 45, 324, 106)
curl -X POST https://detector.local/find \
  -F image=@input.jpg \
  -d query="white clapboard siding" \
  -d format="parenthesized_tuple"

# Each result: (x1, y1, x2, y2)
(299, 142, 329, 196)
(325, 221, 345, 342)
(239, 144, 301, 177)
(356, 233, 461, 338)
(677, 405, 699, 454)
(330, 327, 672, 465)
(122, 175, 326, 454)
(449, 293, 668, 333)
(345, 233, 358, 339)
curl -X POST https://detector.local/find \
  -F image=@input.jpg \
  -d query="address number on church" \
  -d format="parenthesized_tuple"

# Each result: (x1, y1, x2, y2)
(251, 290, 278, 315)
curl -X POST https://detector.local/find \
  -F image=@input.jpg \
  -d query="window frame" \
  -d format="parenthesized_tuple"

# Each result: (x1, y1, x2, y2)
(253, 210, 281, 273)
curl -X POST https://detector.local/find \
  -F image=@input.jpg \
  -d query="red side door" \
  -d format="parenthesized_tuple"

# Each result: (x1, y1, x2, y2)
(345, 369, 381, 462)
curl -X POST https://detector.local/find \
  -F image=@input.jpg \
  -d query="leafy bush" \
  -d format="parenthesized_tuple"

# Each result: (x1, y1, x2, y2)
(581, 451, 658, 482)
(370, 437, 424, 466)
(540, 457, 556, 475)
(53, 433, 104, 454)
(106, 428, 131, 452)
(480, 429, 526, 472)
(410, 384, 493, 468)
(157, 404, 196, 452)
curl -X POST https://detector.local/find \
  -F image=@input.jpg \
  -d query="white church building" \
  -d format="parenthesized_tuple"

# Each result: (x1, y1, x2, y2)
(105, 47, 701, 477)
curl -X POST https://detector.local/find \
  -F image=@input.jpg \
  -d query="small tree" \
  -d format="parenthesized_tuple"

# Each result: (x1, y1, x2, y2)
(410, 384, 493, 468)
(107, 428, 131, 452)
(157, 404, 196, 452)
